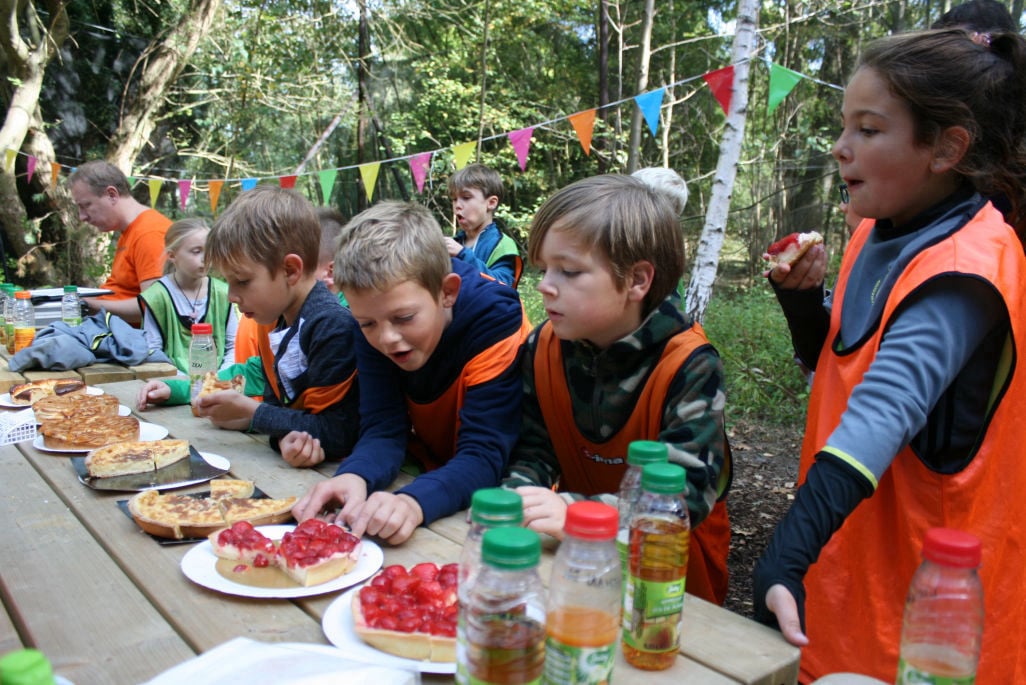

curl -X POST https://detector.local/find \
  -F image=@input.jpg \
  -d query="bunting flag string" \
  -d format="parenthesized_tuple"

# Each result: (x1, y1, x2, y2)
(1, 59, 842, 204)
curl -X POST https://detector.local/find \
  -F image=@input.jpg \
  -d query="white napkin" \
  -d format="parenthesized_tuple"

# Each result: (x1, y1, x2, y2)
(143, 638, 419, 685)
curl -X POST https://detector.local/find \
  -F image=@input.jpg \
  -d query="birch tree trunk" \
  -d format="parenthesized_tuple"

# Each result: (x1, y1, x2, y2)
(106, 0, 223, 174)
(684, 0, 759, 322)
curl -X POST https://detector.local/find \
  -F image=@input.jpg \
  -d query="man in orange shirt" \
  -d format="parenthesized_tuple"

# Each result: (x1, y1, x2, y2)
(69, 161, 170, 325)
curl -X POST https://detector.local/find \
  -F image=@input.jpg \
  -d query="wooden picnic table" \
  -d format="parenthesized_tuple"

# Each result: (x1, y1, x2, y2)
(0, 379, 800, 685)
(0, 348, 178, 394)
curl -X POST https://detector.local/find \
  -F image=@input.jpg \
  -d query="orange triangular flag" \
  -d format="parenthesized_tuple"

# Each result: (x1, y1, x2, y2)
(569, 110, 597, 156)
(209, 180, 224, 215)
(50, 162, 60, 189)
(359, 162, 380, 202)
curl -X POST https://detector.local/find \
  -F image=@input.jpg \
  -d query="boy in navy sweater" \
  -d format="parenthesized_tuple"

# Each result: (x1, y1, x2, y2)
(292, 201, 530, 544)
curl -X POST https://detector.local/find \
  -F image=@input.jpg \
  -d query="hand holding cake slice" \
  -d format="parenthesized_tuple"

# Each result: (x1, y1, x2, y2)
(764, 231, 823, 267)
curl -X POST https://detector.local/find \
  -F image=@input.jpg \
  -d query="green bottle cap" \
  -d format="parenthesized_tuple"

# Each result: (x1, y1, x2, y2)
(2, 283, 14, 293)
(470, 488, 523, 526)
(481, 527, 540, 570)
(627, 440, 668, 467)
(0, 648, 55, 685)
(640, 462, 687, 495)
(63, 285, 77, 293)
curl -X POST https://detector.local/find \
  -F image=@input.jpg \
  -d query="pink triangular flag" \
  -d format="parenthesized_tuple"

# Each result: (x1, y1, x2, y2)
(359, 162, 381, 202)
(569, 110, 597, 156)
(26, 156, 37, 182)
(409, 152, 432, 193)
(279, 175, 298, 189)
(703, 66, 735, 116)
(507, 127, 534, 171)
(178, 179, 192, 211)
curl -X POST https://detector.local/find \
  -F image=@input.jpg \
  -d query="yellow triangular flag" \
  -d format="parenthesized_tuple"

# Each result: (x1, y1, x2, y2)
(148, 178, 162, 208)
(452, 142, 476, 170)
(359, 162, 381, 202)
(4, 149, 16, 173)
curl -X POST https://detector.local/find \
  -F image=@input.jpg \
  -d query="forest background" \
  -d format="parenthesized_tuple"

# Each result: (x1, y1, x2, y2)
(2, 0, 1022, 612)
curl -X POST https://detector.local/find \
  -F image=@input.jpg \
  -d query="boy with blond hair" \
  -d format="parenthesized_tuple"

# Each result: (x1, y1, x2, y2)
(444, 163, 523, 287)
(502, 174, 733, 605)
(190, 186, 360, 464)
(292, 201, 530, 544)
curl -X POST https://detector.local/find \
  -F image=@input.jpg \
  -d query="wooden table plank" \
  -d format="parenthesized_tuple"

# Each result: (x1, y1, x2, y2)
(76, 362, 137, 386)
(0, 444, 196, 685)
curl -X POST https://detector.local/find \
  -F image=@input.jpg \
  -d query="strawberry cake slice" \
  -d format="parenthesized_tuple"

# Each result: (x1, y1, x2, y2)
(208, 520, 277, 568)
(352, 562, 459, 662)
(275, 519, 362, 587)
(764, 231, 823, 267)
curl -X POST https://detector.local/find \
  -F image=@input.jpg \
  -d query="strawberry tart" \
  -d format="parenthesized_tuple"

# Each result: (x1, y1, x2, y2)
(352, 562, 459, 662)
(764, 231, 823, 267)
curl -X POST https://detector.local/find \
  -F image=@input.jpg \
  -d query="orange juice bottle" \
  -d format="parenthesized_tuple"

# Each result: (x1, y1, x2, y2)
(622, 463, 690, 671)
(12, 290, 35, 352)
(544, 501, 620, 684)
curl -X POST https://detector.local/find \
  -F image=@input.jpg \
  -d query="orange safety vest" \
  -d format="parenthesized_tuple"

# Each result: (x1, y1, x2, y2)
(534, 321, 732, 605)
(798, 203, 1026, 683)
(405, 312, 532, 469)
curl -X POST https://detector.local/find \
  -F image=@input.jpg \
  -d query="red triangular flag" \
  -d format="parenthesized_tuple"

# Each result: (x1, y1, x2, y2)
(279, 175, 298, 189)
(703, 65, 735, 116)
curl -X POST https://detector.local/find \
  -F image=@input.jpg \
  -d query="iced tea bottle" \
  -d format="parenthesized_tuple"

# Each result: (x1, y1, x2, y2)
(464, 527, 546, 684)
(621, 462, 690, 671)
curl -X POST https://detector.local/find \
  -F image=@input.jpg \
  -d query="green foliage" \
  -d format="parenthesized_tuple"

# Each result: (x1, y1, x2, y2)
(703, 285, 809, 425)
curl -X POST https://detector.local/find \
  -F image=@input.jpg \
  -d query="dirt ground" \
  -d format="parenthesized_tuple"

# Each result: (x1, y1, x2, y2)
(721, 417, 804, 618)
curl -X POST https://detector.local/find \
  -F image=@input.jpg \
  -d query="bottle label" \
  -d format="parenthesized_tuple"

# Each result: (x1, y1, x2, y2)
(897, 657, 975, 685)
(543, 637, 615, 684)
(621, 576, 685, 653)
(62, 316, 82, 326)
(13, 326, 34, 352)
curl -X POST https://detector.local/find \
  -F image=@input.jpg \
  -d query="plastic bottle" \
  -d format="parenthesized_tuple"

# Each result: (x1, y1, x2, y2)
(456, 488, 524, 685)
(617, 440, 669, 593)
(188, 322, 217, 403)
(463, 527, 546, 684)
(896, 528, 984, 684)
(4, 284, 19, 354)
(0, 285, 9, 349)
(622, 462, 690, 671)
(61, 285, 82, 326)
(13, 290, 35, 352)
(544, 501, 621, 685)
(0, 648, 57, 684)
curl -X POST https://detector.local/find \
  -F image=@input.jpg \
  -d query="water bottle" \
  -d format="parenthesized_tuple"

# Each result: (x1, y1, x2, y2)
(188, 322, 217, 403)
(13, 290, 35, 352)
(61, 285, 82, 326)
(0, 285, 8, 349)
(896, 528, 984, 684)
(544, 501, 620, 685)
(4, 284, 19, 354)
(457, 488, 524, 685)
(617, 440, 668, 593)
(622, 462, 690, 671)
(463, 527, 546, 684)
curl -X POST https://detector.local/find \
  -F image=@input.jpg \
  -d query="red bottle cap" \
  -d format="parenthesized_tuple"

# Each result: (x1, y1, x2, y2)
(191, 323, 213, 335)
(564, 501, 617, 540)
(922, 528, 982, 568)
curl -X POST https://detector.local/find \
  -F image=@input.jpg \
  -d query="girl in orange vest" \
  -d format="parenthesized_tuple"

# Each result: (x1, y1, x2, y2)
(503, 174, 732, 605)
(755, 29, 1026, 683)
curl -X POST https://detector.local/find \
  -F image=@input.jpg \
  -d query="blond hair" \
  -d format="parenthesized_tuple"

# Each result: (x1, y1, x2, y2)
(335, 201, 450, 295)
(162, 217, 210, 275)
(528, 175, 684, 314)
(207, 186, 320, 276)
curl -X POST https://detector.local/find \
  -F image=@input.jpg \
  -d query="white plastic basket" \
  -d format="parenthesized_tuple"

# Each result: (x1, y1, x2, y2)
(0, 408, 37, 445)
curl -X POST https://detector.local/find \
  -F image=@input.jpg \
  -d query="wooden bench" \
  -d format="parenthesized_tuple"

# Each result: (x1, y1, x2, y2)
(0, 353, 177, 393)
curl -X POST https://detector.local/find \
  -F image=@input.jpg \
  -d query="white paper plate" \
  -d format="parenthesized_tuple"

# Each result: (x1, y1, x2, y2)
(32, 420, 170, 453)
(0, 385, 103, 409)
(181, 525, 383, 599)
(321, 586, 457, 675)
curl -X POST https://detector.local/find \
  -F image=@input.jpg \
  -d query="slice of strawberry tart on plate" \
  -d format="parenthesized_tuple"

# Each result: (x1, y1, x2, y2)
(352, 562, 459, 663)
(208, 521, 278, 568)
(276, 519, 362, 587)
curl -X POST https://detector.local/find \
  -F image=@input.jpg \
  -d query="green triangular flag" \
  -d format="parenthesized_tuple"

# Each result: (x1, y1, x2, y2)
(768, 63, 803, 114)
